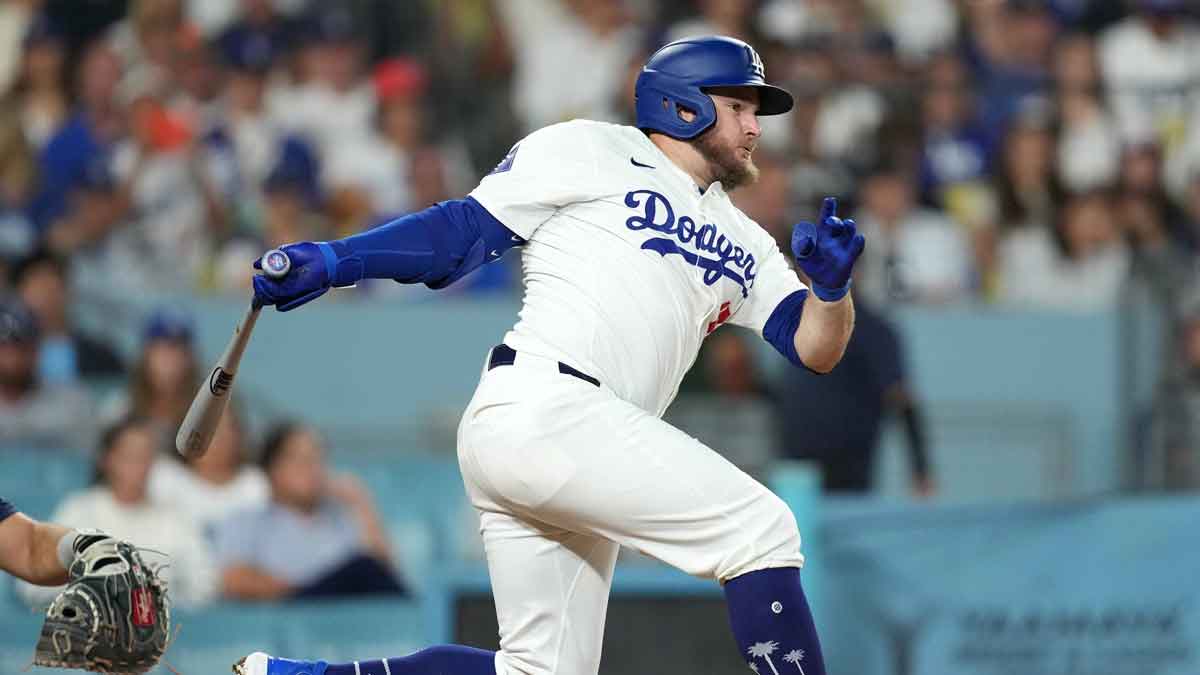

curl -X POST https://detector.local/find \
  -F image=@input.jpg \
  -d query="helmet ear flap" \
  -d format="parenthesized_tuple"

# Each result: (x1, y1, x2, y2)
(635, 71, 717, 139)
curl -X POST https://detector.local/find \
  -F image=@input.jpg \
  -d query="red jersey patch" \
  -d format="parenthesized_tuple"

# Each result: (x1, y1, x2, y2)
(707, 302, 732, 334)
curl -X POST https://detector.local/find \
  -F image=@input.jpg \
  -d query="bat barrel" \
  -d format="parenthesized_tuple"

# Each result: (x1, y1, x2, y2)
(175, 303, 263, 458)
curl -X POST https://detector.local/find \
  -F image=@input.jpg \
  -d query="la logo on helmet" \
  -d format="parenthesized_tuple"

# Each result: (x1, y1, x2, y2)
(745, 45, 765, 79)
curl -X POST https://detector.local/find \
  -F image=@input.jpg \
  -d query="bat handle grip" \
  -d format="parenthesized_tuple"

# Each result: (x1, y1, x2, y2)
(259, 248, 292, 279)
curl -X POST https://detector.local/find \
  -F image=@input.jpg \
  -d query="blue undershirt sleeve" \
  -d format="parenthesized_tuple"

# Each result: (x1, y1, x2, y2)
(761, 289, 811, 370)
(322, 196, 524, 290)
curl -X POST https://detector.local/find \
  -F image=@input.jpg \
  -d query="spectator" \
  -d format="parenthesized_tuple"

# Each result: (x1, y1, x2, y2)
(257, 140, 327, 246)
(17, 416, 218, 607)
(1121, 186, 1194, 317)
(270, 5, 374, 163)
(105, 0, 185, 100)
(854, 162, 974, 305)
(1184, 169, 1200, 253)
(211, 137, 327, 291)
(419, 0, 516, 176)
(191, 0, 305, 42)
(103, 308, 198, 440)
(210, 21, 289, 196)
(1098, 0, 1200, 146)
(497, 0, 642, 131)
(170, 27, 226, 139)
(11, 249, 124, 384)
(774, 36, 856, 210)
(32, 40, 124, 230)
(1053, 32, 1120, 193)
(109, 81, 210, 290)
(0, 295, 92, 449)
(215, 0, 295, 60)
(213, 422, 405, 600)
(1166, 114, 1200, 207)
(864, 0, 958, 64)
(13, 13, 70, 151)
(201, 21, 306, 250)
(0, 0, 40, 96)
(917, 52, 995, 226)
(45, 157, 156, 306)
(969, 0, 1057, 134)
(665, 0, 759, 44)
(811, 31, 895, 171)
(148, 406, 269, 535)
(1114, 139, 1191, 274)
(0, 101, 38, 267)
(995, 102, 1062, 229)
(323, 57, 431, 220)
(998, 189, 1131, 309)
(773, 299, 932, 496)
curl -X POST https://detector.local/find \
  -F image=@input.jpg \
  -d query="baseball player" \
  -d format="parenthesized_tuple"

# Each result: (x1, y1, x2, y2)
(239, 36, 863, 675)
(0, 496, 170, 671)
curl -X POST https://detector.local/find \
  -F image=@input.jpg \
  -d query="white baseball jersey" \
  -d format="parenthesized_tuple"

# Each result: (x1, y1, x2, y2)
(469, 119, 806, 417)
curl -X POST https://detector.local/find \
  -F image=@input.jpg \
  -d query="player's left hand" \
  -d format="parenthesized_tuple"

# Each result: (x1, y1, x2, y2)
(791, 197, 865, 302)
(251, 242, 332, 312)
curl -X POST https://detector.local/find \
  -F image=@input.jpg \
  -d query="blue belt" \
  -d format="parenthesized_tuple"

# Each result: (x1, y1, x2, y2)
(488, 344, 600, 387)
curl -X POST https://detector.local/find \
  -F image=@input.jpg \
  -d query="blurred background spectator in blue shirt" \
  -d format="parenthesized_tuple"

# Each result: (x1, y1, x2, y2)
(213, 421, 405, 601)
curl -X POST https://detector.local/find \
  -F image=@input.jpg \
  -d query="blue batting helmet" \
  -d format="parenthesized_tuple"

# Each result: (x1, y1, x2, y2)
(635, 36, 794, 140)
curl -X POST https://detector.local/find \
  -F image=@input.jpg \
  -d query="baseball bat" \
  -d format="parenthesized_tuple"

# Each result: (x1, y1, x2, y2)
(174, 249, 292, 459)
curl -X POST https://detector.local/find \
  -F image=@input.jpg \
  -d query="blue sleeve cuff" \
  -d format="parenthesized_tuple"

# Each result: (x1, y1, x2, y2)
(810, 278, 851, 302)
(762, 289, 812, 370)
(316, 242, 342, 285)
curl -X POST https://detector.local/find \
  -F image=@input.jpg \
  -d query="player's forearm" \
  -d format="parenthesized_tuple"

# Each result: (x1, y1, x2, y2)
(354, 506, 393, 564)
(220, 564, 293, 600)
(0, 514, 71, 585)
(792, 292, 854, 373)
(321, 197, 521, 289)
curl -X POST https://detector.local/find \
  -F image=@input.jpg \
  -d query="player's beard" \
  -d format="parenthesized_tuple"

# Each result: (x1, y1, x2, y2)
(695, 131, 759, 189)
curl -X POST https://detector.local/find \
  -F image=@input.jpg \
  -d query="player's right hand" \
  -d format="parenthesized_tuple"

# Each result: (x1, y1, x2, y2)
(251, 242, 332, 311)
(791, 197, 865, 302)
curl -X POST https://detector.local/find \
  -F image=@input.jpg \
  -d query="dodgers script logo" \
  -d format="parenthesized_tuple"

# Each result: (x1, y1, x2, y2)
(624, 189, 757, 297)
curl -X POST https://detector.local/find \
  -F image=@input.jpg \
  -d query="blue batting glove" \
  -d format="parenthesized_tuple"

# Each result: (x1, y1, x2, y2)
(791, 197, 866, 302)
(251, 242, 334, 312)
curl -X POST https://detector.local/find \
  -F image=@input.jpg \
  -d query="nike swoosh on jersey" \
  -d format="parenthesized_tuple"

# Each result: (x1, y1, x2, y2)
(630, 157, 656, 169)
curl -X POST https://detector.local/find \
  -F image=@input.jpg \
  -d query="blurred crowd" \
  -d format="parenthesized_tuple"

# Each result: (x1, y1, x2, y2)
(0, 0, 1195, 307)
(4, 0, 1200, 605)
(6, 302, 407, 608)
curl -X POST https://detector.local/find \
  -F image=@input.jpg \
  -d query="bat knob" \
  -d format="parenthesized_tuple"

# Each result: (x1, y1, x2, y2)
(260, 249, 291, 279)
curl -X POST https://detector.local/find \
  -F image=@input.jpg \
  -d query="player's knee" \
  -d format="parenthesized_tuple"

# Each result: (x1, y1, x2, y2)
(756, 492, 802, 560)
(494, 652, 539, 675)
(495, 649, 585, 675)
(718, 493, 803, 580)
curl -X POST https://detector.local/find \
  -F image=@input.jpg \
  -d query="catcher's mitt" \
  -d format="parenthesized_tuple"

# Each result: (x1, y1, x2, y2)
(33, 535, 170, 674)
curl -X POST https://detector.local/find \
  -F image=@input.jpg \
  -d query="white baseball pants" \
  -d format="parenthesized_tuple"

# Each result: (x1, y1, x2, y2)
(457, 350, 804, 675)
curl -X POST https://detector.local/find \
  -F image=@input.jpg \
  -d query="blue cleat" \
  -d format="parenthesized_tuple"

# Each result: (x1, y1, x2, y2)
(233, 652, 328, 675)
